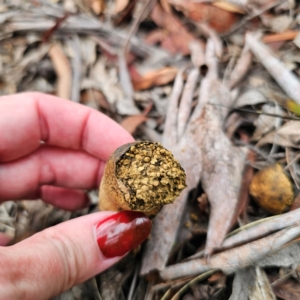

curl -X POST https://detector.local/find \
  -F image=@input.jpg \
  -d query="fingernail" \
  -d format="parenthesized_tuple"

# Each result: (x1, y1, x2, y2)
(94, 211, 152, 258)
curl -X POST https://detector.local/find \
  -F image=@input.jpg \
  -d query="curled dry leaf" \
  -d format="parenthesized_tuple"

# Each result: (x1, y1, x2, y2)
(131, 66, 178, 91)
(249, 164, 294, 215)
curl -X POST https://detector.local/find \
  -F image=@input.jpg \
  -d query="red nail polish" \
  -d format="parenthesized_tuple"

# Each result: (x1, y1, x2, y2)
(94, 211, 152, 258)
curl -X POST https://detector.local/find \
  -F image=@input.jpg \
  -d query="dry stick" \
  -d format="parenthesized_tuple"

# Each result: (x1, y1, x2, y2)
(196, 23, 223, 59)
(127, 263, 139, 300)
(4, 11, 160, 58)
(191, 39, 219, 120)
(228, 44, 252, 90)
(246, 32, 300, 105)
(221, 207, 300, 249)
(149, 276, 193, 296)
(118, 0, 154, 115)
(169, 270, 218, 300)
(123, 0, 155, 55)
(118, 54, 140, 114)
(68, 35, 81, 103)
(160, 225, 300, 281)
(263, 30, 298, 43)
(285, 148, 300, 189)
(189, 40, 206, 68)
(48, 42, 72, 99)
(163, 70, 184, 147)
(177, 68, 199, 139)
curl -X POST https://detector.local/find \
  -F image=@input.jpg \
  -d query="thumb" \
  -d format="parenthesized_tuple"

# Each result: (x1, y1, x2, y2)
(0, 211, 151, 300)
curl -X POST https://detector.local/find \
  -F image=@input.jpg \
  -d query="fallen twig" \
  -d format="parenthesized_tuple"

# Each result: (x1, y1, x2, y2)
(48, 42, 72, 99)
(160, 225, 300, 280)
(246, 32, 300, 105)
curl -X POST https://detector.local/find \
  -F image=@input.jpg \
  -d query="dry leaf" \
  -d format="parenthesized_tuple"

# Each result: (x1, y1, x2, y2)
(170, 0, 240, 33)
(261, 14, 293, 33)
(120, 115, 147, 134)
(272, 277, 300, 300)
(258, 240, 300, 268)
(233, 89, 267, 108)
(81, 89, 111, 111)
(131, 66, 178, 91)
(250, 267, 276, 300)
(257, 121, 300, 148)
(83, 0, 105, 14)
(150, 3, 197, 55)
(213, 0, 246, 14)
(114, 0, 129, 14)
(252, 104, 277, 141)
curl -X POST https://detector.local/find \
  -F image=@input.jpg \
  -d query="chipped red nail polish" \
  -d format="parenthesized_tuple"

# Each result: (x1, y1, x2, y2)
(94, 211, 152, 258)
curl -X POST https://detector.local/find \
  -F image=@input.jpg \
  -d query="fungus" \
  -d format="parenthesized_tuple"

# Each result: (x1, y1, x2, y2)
(99, 141, 187, 217)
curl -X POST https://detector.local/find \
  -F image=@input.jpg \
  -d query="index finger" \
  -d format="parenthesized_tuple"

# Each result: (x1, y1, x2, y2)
(0, 92, 134, 162)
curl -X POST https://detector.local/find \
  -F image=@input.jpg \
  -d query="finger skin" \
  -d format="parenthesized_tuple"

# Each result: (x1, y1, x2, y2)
(0, 212, 121, 300)
(0, 146, 104, 200)
(0, 92, 134, 162)
(0, 233, 13, 247)
(40, 186, 90, 211)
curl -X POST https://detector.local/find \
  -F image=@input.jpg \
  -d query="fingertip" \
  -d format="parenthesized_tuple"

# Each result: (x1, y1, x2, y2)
(0, 232, 13, 246)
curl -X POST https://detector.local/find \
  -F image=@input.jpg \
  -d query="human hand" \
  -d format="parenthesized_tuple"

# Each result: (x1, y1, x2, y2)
(0, 93, 151, 300)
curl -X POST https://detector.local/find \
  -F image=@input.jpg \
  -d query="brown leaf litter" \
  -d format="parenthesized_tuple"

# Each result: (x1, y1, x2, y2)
(2, 0, 300, 299)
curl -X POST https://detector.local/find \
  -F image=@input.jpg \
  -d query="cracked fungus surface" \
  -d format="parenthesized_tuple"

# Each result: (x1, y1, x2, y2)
(116, 142, 187, 211)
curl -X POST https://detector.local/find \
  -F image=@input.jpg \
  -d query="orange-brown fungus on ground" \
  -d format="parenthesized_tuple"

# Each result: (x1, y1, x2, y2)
(249, 163, 294, 215)
(99, 141, 187, 216)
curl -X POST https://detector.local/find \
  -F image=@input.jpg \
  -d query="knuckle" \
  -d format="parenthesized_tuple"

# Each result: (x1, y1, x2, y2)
(42, 227, 86, 290)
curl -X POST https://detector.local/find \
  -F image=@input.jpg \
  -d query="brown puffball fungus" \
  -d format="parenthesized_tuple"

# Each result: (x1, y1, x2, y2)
(99, 141, 187, 217)
(249, 164, 294, 215)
